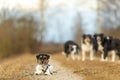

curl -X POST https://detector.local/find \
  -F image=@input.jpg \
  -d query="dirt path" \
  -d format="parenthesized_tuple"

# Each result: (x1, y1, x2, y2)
(0, 53, 82, 80)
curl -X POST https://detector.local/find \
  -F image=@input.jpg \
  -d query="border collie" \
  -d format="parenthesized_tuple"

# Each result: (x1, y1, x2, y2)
(62, 40, 80, 60)
(81, 34, 94, 61)
(102, 36, 120, 62)
(93, 33, 105, 61)
(35, 53, 53, 75)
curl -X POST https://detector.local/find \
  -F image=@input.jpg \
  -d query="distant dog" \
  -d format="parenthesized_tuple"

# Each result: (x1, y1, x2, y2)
(35, 53, 53, 75)
(62, 40, 80, 60)
(93, 33, 105, 61)
(102, 36, 120, 62)
(81, 34, 94, 61)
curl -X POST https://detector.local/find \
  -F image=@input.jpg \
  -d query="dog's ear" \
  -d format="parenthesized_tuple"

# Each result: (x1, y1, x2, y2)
(88, 35, 92, 39)
(100, 34, 104, 38)
(100, 33, 104, 36)
(94, 34, 97, 38)
(82, 34, 86, 43)
(109, 36, 112, 39)
(36, 54, 40, 59)
(107, 36, 112, 44)
(82, 34, 86, 39)
(48, 55, 50, 59)
(47, 54, 50, 59)
(102, 37, 105, 45)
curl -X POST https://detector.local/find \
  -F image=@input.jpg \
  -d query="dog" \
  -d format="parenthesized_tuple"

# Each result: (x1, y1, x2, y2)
(35, 53, 53, 75)
(93, 33, 105, 61)
(62, 40, 80, 60)
(102, 36, 120, 62)
(81, 34, 94, 61)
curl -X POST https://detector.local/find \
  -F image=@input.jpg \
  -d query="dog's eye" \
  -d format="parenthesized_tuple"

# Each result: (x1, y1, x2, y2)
(39, 57, 42, 59)
(71, 48, 73, 51)
(44, 57, 47, 59)
(39, 58, 42, 59)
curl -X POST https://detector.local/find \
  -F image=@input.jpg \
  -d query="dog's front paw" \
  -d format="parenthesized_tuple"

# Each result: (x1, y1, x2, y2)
(44, 70, 53, 75)
(44, 73, 51, 75)
(35, 73, 39, 75)
(35, 72, 39, 75)
(35, 71, 42, 75)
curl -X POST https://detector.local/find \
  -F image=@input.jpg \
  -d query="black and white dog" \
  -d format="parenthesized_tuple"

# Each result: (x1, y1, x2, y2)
(93, 33, 120, 62)
(102, 36, 120, 62)
(93, 33, 105, 61)
(81, 34, 94, 61)
(35, 53, 53, 75)
(62, 40, 80, 60)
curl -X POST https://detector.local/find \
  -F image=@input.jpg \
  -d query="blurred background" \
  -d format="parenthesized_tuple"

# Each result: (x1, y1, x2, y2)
(0, 0, 120, 57)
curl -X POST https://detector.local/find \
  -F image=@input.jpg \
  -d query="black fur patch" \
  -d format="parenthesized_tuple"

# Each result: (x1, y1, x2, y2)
(36, 53, 50, 64)
(64, 40, 80, 57)
(102, 36, 120, 59)
(82, 34, 92, 44)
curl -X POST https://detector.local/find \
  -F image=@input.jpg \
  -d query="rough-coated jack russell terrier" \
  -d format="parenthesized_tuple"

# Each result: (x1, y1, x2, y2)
(35, 53, 53, 75)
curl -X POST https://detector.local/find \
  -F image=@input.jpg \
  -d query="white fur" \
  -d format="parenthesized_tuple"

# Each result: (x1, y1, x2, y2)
(63, 45, 80, 60)
(71, 45, 80, 60)
(98, 42, 103, 51)
(71, 45, 77, 54)
(97, 37, 104, 61)
(106, 36, 110, 39)
(111, 51, 116, 62)
(101, 50, 116, 62)
(101, 52, 104, 61)
(109, 50, 116, 62)
(97, 41, 105, 61)
(35, 64, 53, 75)
(81, 43, 94, 61)
(71, 45, 76, 60)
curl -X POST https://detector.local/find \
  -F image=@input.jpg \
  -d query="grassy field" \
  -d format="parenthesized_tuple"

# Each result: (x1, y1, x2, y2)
(0, 53, 82, 80)
(53, 53, 120, 80)
(0, 53, 35, 80)
(0, 52, 120, 80)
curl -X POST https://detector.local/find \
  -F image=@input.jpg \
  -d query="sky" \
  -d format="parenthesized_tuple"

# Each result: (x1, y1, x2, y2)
(0, 0, 39, 11)
(0, 0, 97, 10)
(0, 0, 97, 43)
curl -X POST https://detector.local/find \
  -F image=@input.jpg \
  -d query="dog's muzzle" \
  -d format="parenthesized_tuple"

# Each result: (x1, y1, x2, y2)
(41, 60, 44, 64)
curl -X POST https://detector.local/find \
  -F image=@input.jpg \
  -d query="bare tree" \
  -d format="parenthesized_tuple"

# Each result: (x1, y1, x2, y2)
(39, 0, 45, 44)
(74, 13, 83, 45)
(97, 0, 102, 33)
(100, 0, 120, 28)
(0, 12, 37, 57)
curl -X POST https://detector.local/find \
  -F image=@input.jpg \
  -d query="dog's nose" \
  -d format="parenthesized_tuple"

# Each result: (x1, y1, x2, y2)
(35, 73, 39, 75)
(41, 60, 44, 63)
(87, 39, 90, 42)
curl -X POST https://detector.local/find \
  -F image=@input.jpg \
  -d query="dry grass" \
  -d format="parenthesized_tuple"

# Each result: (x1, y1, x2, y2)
(0, 53, 35, 80)
(1, 52, 120, 80)
(53, 53, 120, 80)
(0, 52, 82, 80)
